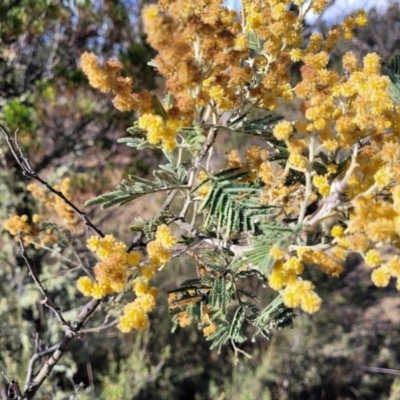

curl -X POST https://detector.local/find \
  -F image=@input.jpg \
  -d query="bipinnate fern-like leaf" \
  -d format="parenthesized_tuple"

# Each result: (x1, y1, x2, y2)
(228, 306, 247, 341)
(168, 257, 295, 352)
(253, 295, 294, 335)
(245, 30, 262, 51)
(206, 307, 247, 352)
(196, 169, 280, 237)
(85, 153, 187, 208)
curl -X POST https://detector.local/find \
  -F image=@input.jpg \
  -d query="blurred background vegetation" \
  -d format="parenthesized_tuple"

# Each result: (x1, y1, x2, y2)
(1, 1, 400, 399)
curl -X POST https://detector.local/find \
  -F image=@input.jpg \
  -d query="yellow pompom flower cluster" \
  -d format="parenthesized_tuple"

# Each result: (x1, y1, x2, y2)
(267, 243, 349, 314)
(118, 294, 155, 332)
(80, 52, 152, 114)
(196, 171, 211, 198)
(299, 248, 344, 277)
(366, 254, 400, 289)
(268, 258, 301, 292)
(147, 224, 175, 267)
(313, 175, 331, 198)
(3, 213, 42, 248)
(142, 1, 245, 116)
(118, 280, 158, 332)
(4, 178, 76, 248)
(365, 249, 381, 268)
(273, 121, 293, 141)
(3, 214, 33, 236)
(80, 52, 121, 93)
(333, 184, 400, 290)
(331, 225, 344, 238)
(76, 235, 142, 299)
(282, 279, 322, 314)
(294, 51, 393, 160)
(117, 224, 176, 333)
(138, 113, 180, 151)
(223, 146, 267, 185)
(3, 213, 61, 248)
(27, 178, 75, 231)
(155, 223, 176, 249)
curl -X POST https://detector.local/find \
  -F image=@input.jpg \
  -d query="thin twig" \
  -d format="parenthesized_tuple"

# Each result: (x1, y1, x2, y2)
(24, 343, 60, 389)
(22, 298, 101, 399)
(127, 232, 147, 253)
(1, 124, 105, 238)
(18, 232, 72, 330)
(27, 240, 80, 269)
(298, 134, 315, 224)
(179, 196, 192, 220)
(360, 366, 400, 376)
(80, 318, 119, 333)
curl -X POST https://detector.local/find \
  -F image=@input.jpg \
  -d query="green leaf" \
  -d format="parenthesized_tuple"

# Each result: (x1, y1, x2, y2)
(117, 137, 158, 150)
(85, 156, 188, 208)
(382, 54, 400, 104)
(196, 170, 279, 237)
(228, 306, 246, 340)
(245, 30, 261, 52)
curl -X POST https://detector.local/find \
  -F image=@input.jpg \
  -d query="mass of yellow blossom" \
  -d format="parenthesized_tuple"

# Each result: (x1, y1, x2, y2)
(76, 224, 176, 332)
(119, 224, 175, 332)
(3, 178, 75, 247)
(77, 235, 143, 299)
(47, 0, 400, 335)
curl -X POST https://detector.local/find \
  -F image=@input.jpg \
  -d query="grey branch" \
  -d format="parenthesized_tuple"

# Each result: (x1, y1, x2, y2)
(22, 298, 101, 399)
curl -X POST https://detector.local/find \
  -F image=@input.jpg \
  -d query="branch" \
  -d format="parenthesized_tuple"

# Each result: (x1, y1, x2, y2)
(24, 343, 59, 391)
(17, 232, 72, 329)
(80, 318, 119, 333)
(0, 124, 104, 238)
(359, 366, 400, 376)
(0, 125, 108, 397)
(22, 298, 101, 399)
(2, 373, 22, 400)
(17, 233, 102, 397)
(155, 127, 218, 219)
(305, 144, 359, 227)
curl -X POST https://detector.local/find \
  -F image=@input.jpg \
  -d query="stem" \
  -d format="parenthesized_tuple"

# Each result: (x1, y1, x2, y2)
(298, 134, 316, 224)
(18, 232, 72, 330)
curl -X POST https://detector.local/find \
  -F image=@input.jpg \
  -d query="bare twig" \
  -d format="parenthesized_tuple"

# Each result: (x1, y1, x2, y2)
(179, 196, 192, 220)
(18, 232, 72, 330)
(2, 372, 25, 399)
(360, 366, 400, 376)
(1, 124, 105, 238)
(27, 240, 80, 269)
(24, 343, 60, 389)
(0, 124, 112, 397)
(23, 298, 101, 399)
(80, 318, 119, 333)
(127, 232, 147, 253)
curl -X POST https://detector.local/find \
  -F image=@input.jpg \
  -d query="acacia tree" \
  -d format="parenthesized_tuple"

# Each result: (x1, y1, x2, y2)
(3, 0, 400, 397)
